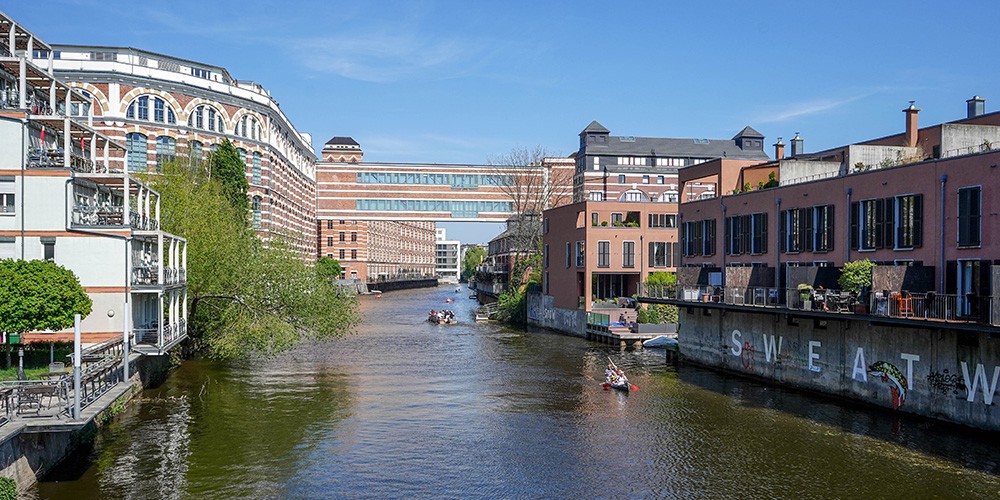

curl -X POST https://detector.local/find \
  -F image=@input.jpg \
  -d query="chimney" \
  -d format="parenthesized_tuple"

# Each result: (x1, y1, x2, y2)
(967, 95, 986, 118)
(773, 137, 785, 160)
(790, 132, 803, 157)
(903, 100, 920, 148)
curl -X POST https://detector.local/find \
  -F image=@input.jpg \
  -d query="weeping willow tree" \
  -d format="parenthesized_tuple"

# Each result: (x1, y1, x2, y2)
(149, 146, 357, 358)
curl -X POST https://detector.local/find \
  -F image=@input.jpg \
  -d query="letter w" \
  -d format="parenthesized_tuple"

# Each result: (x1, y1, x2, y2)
(961, 362, 1000, 405)
(763, 335, 783, 363)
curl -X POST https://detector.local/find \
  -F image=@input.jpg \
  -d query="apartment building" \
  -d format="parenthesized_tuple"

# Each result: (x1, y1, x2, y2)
(29, 45, 318, 259)
(1, 13, 187, 351)
(435, 228, 461, 284)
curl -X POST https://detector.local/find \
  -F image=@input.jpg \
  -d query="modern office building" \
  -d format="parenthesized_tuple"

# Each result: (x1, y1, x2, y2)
(2, 12, 187, 351)
(435, 227, 460, 284)
(29, 44, 318, 259)
(316, 139, 573, 282)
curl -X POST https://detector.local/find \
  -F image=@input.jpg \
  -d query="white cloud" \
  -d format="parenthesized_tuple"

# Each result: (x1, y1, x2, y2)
(756, 93, 874, 124)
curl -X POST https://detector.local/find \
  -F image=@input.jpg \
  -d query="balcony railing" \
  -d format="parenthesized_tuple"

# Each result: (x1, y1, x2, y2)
(639, 284, 1000, 327)
(72, 204, 124, 226)
(28, 147, 96, 172)
(129, 212, 159, 231)
(132, 264, 160, 285)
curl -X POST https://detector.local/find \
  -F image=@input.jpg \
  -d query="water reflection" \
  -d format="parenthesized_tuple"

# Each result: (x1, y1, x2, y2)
(37, 286, 1000, 498)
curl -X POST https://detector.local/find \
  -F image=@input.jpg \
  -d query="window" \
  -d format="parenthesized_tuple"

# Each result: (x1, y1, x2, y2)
(611, 213, 623, 225)
(575, 241, 585, 267)
(592, 212, 599, 226)
(41, 237, 55, 261)
(565, 242, 571, 267)
(128, 95, 176, 124)
(189, 141, 203, 165)
(544, 244, 549, 268)
(238, 148, 247, 165)
(598, 241, 610, 268)
(782, 209, 802, 253)
(252, 152, 262, 185)
(642, 175, 650, 184)
(958, 186, 982, 247)
(351, 249, 357, 259)
(126, 133, 147, 172)
(0, 237, 14, 260)
(153, 98, 164, 122)
(155, 136, 175, 171)
(0, 178, 14, 215)
(588, 191, 604, 201)
(339, 249, 345, 259)
(683, 221, 701, 256)
(91, 51, 116, 61)
(661, 190, 679, 203)
(702, 219, 716, 256)
(814, 205, 834, 252)
(351, 232, 357, 242)
(618, 175, 626, 184)
(327, 236, 333, 246)
(623, 241, 635, 268)
(327, 220, 334, 230)
(70, 91, 91, 117)
(620, 190, 648, 202)
(656, 158, 685, 167)
(191, 67, 211, 79)
(208, 108, 216, 131)
(648, 241, 676, 268)
(339, 232, 345, 242)
(617, 157, 645, 165)
(648, 214, 676, 228)
(251, 196, 262, 229)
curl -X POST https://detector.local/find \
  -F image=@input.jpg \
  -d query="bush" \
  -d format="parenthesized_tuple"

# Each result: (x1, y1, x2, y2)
(0, 477, 16, 500)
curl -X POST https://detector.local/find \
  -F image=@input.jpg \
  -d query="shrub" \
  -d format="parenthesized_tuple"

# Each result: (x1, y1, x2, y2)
(0, 477, 16, 500)
(838, 259, 875, 295)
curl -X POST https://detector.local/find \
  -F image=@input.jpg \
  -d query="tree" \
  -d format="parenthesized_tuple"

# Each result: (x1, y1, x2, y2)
(0, 259, 92, 336)
(461, 246, 486, 282)
(150, 161, 358, 358)
(838, 259, 875, 295)
(316, 257, 343, 283)
(207, 139, 249, 222)
(646, 271, 676, 287)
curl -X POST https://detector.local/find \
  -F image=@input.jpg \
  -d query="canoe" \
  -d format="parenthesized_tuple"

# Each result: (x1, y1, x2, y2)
(603, 379, 630, 392)
(643, 335, 678, 348)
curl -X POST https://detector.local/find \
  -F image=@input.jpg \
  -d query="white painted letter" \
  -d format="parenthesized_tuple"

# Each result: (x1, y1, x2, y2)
(852, 347, 867, 382)
(961, 362, 1000, 405)
(808, 341, 822, 372)
(731, 330, 742, 356)
(900, 353, 920, 390)
(763, 335, 783, 363)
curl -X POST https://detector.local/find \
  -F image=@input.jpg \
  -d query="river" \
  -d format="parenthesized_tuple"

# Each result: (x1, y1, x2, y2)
(36, 287, 1000, 498)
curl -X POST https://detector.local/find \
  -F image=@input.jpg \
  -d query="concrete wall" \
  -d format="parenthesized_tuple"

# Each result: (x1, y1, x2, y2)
(846, 145, 921, 172)
(872, 265, 935, 294)
(940, 123, 1000, 156)
(778, 160, 841, 185)
(526, 292, 586, 337)
(679, 305, 1000, 431)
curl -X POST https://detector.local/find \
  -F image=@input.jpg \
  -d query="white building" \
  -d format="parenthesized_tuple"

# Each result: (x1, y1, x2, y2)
(435, 227, 460, 284)
(1, 12, 187, 353)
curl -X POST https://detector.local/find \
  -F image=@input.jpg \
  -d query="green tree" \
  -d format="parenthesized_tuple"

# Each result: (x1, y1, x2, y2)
(150, 162, 357, 358)
(0, 259, 92, 336)
(316, 257, 343, 283)
(462, 246, 486, 282)
(208, 139, 249, 221)
(646, 271, 676, 286)
(838, 259, 875, 295)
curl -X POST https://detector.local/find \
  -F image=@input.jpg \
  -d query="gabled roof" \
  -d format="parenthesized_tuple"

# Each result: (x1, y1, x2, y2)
(592, 136, 770, 161)
(582, 120, 610, 134)
(325, 136, 359, 146)
(732, 126, 764, 139)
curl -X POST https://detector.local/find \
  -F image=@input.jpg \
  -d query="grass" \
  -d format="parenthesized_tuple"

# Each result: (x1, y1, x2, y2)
(0, 344, 74, 381)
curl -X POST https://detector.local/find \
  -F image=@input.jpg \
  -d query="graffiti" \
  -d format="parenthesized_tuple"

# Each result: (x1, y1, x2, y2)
(869, 361, 907, 410)
(926, 369, 966, 397)
(741, 341, 755, 371)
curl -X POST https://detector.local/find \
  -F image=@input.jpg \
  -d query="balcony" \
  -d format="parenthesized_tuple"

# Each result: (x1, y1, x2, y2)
(72, 204, 124, 226)
(28, 147, 96, 172)
(129, 211, 159, 231)
(132, 263, 159, 286)
(639, 284, 1000, 328)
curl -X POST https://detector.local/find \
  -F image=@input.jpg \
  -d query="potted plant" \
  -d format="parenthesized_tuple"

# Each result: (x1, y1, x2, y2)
(838, 259, 875, 313)
(797, 283, 813, 310)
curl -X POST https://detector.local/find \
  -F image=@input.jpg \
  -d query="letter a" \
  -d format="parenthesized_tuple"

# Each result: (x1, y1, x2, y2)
(852, 347, 867, 382)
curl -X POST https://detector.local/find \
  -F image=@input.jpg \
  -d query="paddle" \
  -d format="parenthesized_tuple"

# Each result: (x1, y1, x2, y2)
(607, 356, 639, 391)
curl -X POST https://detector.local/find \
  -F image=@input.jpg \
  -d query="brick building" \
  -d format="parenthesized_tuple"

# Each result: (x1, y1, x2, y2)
(30, 45, 318, 259)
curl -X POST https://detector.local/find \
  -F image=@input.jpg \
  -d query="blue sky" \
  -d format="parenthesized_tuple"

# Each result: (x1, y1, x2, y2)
(9, 1, 1000, 242)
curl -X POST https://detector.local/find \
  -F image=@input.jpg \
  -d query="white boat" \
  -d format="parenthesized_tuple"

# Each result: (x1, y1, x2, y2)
(643, 335, 678, 348)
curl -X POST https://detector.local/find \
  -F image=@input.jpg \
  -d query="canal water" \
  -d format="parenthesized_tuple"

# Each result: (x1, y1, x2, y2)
(37, 287, 1000, 498)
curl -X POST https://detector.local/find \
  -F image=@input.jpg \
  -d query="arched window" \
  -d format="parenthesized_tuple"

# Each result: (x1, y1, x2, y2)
(126, 133, 147, 172)
(251, 196, 262, 229)
(188, 105, 224, 133)
(619, 189, 650, 202)
(155, 136, 175, 171)
(252, 151, 262, 185)
(127, 95, 176, 124)
(189, 140, 203, 165)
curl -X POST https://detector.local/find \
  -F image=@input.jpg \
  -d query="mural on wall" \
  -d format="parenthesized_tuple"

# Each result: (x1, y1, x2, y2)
(868, 361, 907, 410)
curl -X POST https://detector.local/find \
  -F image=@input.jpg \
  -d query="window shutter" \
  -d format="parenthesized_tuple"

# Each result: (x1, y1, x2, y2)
(724, 217, 732, 255)
(780, 210, 787, 253)
(850, 202, 859, 250)
(827, 206, 835, 251)
(946, 260, 957, 294)
(884, 197, 896, 249)
(648, 241, 656, 268)
(913, 194, 923, 248)
(761, 212, 768, 252)
(797, 208, 807, 252)
(803, 207, 814, 252)
(958, 189, 970, 246)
